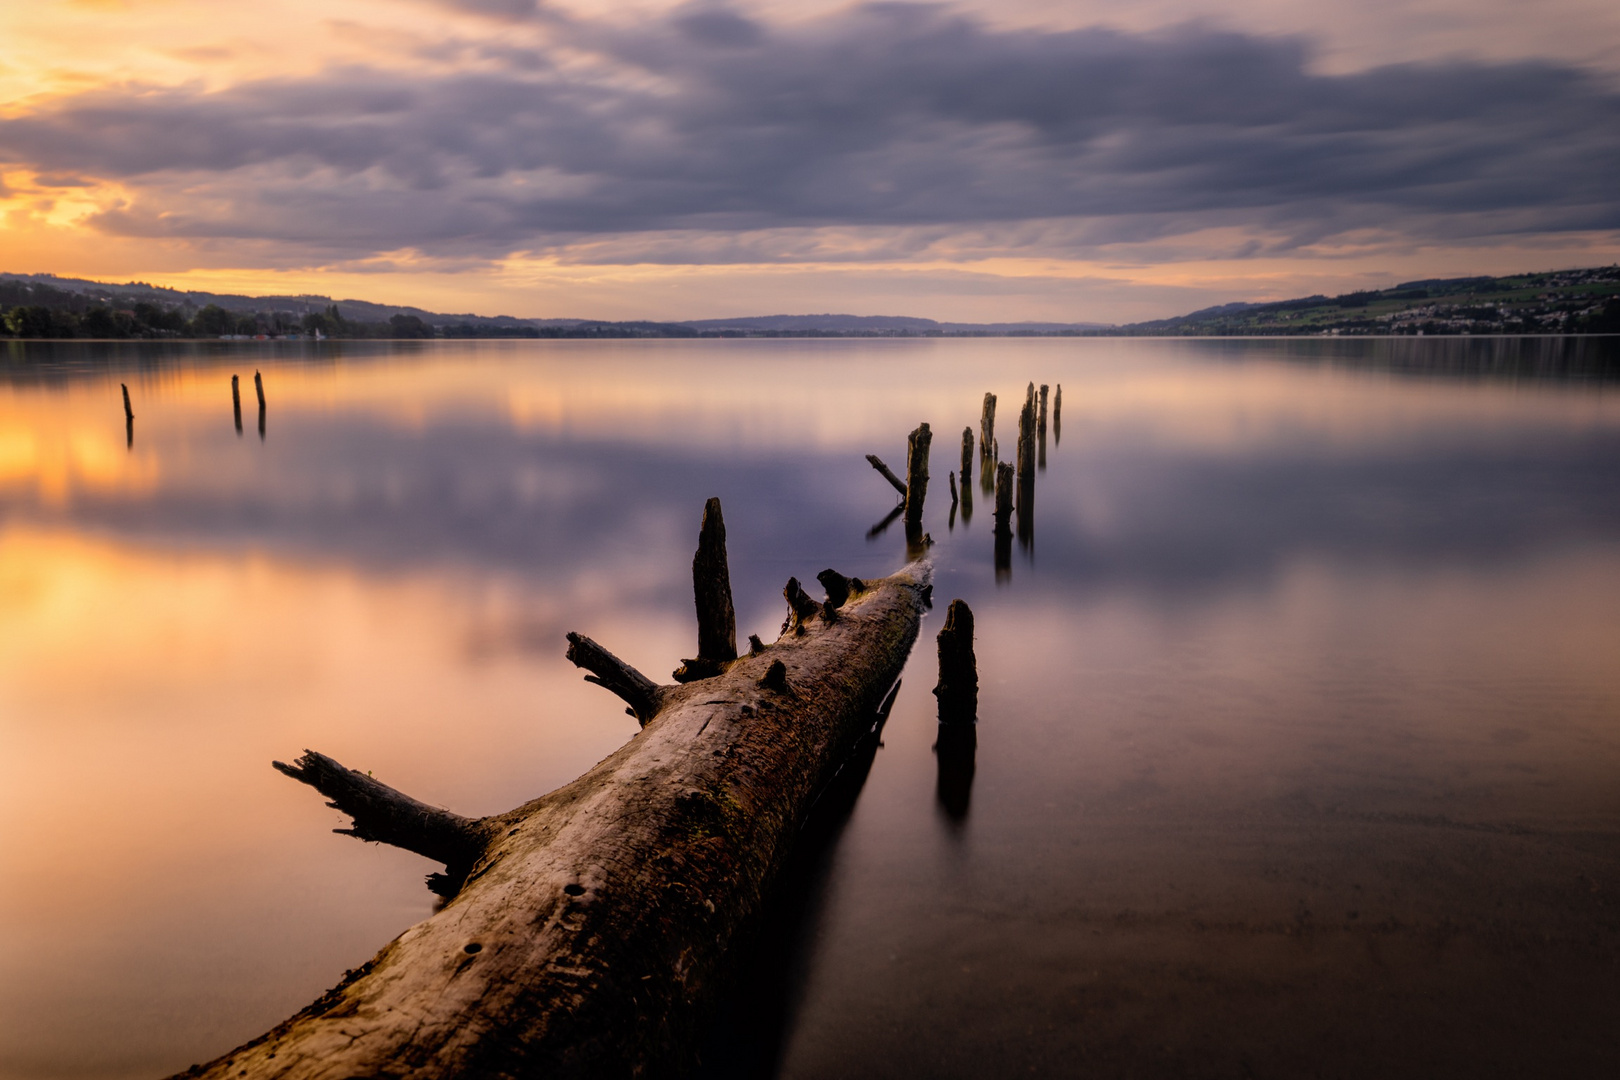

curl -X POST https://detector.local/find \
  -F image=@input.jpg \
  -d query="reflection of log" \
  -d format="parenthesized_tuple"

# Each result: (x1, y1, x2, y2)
(675, 497, 737, 683)
(865, 454, 907, 498)
(191, 523, 931, 1080)
(904, 422, 931, 526)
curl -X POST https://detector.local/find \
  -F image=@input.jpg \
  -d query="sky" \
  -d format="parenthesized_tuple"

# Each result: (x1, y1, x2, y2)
(1, 0, 1618, 323)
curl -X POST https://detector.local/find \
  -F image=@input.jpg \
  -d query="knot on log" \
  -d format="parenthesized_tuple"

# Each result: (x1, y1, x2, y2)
(758, 659, 791, 694)
(566, 631, 664, 725)
(747, 633, 766, 656)
(817, 569, 854, 610)
(782, 577, 821, 635)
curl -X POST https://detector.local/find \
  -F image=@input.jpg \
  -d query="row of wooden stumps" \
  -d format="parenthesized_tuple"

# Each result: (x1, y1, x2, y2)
(120, 371, 270, 450)
(231, 371, 267, 440)
(962, 382, 1059, 576)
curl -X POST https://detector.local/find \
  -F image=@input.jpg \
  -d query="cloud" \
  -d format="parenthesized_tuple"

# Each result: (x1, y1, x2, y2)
(1, 3, 1617, 265)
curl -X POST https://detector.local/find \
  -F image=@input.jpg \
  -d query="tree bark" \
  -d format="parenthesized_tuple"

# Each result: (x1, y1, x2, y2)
(904, 422, 931, 526)
(675, 497, 736, 682)
(175, 553, 931, 1080)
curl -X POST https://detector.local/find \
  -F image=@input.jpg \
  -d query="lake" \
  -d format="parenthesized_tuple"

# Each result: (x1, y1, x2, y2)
(2, 336, 1617, 1079)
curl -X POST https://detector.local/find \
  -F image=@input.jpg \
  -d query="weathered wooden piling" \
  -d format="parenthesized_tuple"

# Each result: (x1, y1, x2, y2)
(1038, 384, 1049, 470)
(933, 599, 977, 725)
(960, 427, 974, 488)
(121, 383, 133, 421)
(904, 422, 931, 526)
(254, 370, 265, 409)
(232, 375, 243, 435)
(1015, 384, 1037, 545)
(933, 598, 978, 819)
(993, 461, 1015, 535)
(674, 497, 737, 682)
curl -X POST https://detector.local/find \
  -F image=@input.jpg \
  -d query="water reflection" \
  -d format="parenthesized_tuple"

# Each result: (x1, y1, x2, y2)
(2, 336, 1619, 1080)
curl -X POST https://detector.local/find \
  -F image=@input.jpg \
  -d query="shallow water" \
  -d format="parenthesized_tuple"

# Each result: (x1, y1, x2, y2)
(1, 337, 1617, 1079)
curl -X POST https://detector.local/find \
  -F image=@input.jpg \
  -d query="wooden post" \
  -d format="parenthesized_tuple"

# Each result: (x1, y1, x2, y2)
(933, 599, 977, 819)
(674, 497, 737, 682)
(948, 470, 958, 511)
(904, 422, 931, 526)
(979, 392, 996, 451)
(933, 599, 977, 725)
(1037, 384, 1049, 470)
(993, 461, 1015, 535)
(254, 370, 266, 440)
(959, 427, 973, 488)
(121, 383, 133, 421)
(1053, 383, 1062, 444)
(232, 374, 243, 435)
(1016, 384, 1036, 546)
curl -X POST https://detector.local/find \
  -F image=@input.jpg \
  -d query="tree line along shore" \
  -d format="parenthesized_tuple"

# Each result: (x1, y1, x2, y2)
(3, 266, 1619, 341)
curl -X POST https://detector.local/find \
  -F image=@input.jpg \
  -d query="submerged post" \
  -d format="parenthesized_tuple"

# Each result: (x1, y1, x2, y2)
(675, 497, 738, 682)
(904, 422, 931, 526)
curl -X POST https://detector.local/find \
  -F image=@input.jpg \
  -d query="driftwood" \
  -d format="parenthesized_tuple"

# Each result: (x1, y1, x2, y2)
(864, 454, 907, 497)
(174, 499, 931, 1080)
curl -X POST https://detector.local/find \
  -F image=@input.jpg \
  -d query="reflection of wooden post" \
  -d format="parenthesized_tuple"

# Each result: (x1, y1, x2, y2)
(121, 383, 133, 421)
(232, 374, 243, 435)
(904, 422, 931, 526)
(674, 497, 737, 682)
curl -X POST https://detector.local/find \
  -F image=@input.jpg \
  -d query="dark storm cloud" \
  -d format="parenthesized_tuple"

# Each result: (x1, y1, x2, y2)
(2, 3, 1617, 258)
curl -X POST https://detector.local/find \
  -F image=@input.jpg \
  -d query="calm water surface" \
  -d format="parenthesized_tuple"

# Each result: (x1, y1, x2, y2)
(2, 338, 1617, 1079)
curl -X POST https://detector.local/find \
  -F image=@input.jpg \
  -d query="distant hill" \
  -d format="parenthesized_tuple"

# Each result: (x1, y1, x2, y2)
(3, 266, 1618, 340)
(1112, 267, 1620, 336)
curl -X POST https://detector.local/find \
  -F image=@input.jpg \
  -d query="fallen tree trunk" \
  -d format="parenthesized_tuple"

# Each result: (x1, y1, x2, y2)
(175, 506, 931, 1080)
